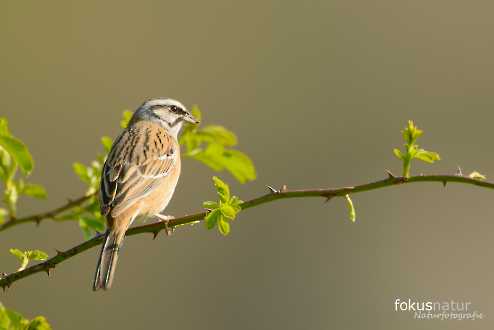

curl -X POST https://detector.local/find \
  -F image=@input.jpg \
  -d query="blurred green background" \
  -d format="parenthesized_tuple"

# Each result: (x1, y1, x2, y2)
(2, 1, 494, 329)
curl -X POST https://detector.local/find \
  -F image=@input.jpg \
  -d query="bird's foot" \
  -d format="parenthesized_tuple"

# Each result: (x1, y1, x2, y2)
(155, 214, 175, 236)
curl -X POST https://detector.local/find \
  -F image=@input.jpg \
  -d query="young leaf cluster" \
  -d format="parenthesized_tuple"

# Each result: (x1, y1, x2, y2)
(9, 248, 48, 272)
(203, 176, 243, 236)
(179, 106, 256, 183)
(70, 137, 112, 238)
(0, 303, 52, 330)
(0, 118, 46, 221)
(393, 120, 440, 178)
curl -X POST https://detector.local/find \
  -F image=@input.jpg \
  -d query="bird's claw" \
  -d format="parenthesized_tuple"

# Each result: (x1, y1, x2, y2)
(155, 214, 175, 236)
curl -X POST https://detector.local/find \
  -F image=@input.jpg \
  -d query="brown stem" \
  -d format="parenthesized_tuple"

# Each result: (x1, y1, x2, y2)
(1, 174, 493, 289)
(0, 194, 95, 232)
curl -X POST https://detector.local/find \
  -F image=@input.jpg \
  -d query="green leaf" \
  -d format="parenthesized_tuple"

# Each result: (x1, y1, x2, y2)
(218, 218, 231, 236)
(0, 147, 13, 182)
(469, 171, 486, 180)
(9, 248, 28, 271)
(413, 149, 440, 163)
(393, 148, 403, 160)
(73, 162, 90, 184)
(199, 125, 238, 146)
(0, 118, 11, 136)
(101, 136, 113, 152)
(79, 215, 105, 232)
(0, 304, 25, 329)
(10, 248, 48, 271)
(0, 305, 12, 329)
(202, 200, 219, 209)
(192, 143, 226, 171)
(222, 150, 256, 183)
(120, 110, 133, 128)
(220, 203, 236, 219)
(25, 250, 49, 261)
(9, 248, 25, 262)
(191, 145, 256, 183)
(55, 206, 87, 221)
(79, 215, 105, 240)
(27, 316, 52, 330)
(22, 183, 47, 199)
(345, 194, 356, 223)
(5, 182, 19, 217)
(0, 304, 52, 330)
(0, 135, 33, 175)
(212, 176, 230, 202)
(78, 221, 93, 240)
(205, 209, 221, 230)
(0, 208, 7, 225)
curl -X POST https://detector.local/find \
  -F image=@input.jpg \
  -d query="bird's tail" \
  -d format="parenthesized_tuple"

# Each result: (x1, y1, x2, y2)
(93, 228, 127, 291)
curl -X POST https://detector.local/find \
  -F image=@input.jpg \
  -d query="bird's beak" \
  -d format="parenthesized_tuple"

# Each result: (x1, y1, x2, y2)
(184, 114, 200, 124)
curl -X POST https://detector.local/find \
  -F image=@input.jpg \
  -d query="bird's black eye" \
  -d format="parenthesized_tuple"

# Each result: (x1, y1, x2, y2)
(170, 105, 180, 113)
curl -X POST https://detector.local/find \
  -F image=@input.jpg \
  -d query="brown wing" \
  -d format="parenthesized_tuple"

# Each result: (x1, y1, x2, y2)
(100, 121, 178, 219)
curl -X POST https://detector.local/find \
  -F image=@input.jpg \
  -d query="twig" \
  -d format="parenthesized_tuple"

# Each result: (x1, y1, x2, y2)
(1, 174, 494, 289)
(0, 194, 96, 232)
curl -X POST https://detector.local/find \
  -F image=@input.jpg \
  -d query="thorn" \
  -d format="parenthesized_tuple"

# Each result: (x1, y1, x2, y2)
(45, 268, 53, 277)
(55, 249, 63, 256)
(152, 231, 160, 240)
(385, 169, 396, 179)
(35, 219, 41, 226)
(324, 195, 333, 203)
(442, 181, 447, 188)
(266, 185, 279, 194)
(94, 231, 106, 241)
(280, 185, 288, 192)
(456, 166, 463, 176)
(2, 282, 11, 291)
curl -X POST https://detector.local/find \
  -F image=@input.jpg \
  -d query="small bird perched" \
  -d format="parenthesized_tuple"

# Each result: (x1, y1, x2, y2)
(93, 98, 198, 290)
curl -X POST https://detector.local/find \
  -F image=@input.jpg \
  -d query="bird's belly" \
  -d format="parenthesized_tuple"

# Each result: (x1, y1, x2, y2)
(140, 166, 181, 217)
(146, 184, 177, 216)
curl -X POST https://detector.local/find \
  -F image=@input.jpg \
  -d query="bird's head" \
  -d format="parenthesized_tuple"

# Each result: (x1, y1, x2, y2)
(131, 98, 199, 136)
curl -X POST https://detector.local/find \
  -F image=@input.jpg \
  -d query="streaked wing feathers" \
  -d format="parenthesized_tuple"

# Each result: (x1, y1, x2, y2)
(100, 122, 177, 218)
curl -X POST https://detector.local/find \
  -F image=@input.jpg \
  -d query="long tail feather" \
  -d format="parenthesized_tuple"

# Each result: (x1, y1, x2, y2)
(93, 228, 126, 291)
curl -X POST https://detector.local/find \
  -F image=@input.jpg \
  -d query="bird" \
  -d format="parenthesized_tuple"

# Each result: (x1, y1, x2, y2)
(93, 98, 199, 291)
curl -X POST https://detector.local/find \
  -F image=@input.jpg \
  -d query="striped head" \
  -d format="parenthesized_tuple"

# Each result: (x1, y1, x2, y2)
(130, 98, 199, 137)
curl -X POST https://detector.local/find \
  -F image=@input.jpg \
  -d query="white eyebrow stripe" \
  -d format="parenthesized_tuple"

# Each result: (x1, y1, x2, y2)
(143, 98, 187, 112)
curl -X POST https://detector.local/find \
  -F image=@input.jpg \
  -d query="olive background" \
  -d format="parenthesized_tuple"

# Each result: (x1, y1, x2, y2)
(2, 1, 494, 329)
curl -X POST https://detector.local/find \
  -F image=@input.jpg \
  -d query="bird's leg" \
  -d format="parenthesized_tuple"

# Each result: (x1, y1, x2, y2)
(154, 214, 175, 236)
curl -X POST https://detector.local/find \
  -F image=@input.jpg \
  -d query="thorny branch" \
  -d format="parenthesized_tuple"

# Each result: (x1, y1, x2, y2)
(1, 173, 494, 290)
